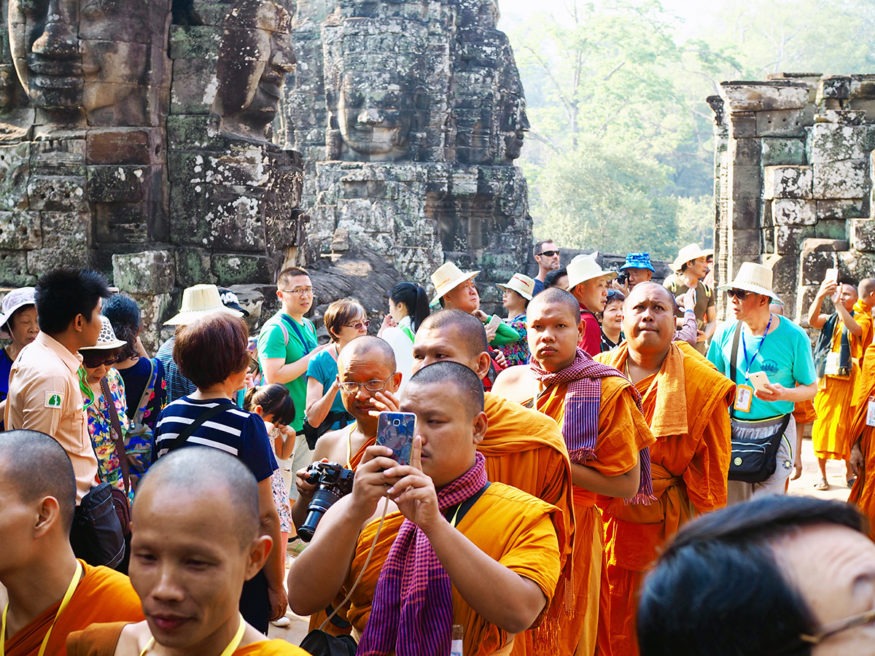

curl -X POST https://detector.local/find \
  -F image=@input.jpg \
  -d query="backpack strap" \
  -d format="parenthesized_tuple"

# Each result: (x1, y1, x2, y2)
(132, 357, 157, 423)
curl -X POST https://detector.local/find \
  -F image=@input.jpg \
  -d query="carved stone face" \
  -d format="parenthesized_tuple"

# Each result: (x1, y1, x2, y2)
(214, 0, 296, 141)
(503, 100, 529, 161)
(336, 72, 415, 161)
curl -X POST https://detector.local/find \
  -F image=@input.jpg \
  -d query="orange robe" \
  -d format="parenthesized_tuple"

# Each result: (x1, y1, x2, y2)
(481, 393, 574, 656)
(67, 622, 310, 655)
(346, 482, 563, 656)
(793, 399, 817, 424)
(849, 346, 875, 537)
(7, 561, 143, 656)
(537, 374, 655, 656)
(595, 342, 734, 656)
(812, 303, 872, 461)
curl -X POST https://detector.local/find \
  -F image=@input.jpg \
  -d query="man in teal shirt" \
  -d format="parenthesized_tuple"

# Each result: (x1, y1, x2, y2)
(258, 266, 326, 499)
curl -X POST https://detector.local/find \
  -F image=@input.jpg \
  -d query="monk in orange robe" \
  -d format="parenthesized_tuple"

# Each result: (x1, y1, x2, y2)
(594, 283, 734, 656)
(412, 311, 575, 655)
(0, 430, 143, 656)
(288, 362, 563, 655)
(808, 278, 873, 489)
(849, 345, 875, 537)
(68, 448, 310, 655)
(494, 289, 655, 656)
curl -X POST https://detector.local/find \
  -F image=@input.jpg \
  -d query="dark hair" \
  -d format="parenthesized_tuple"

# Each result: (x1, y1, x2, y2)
(605, 289, 625, 305)
(390, 282, 430, 332)
(544, 267, 568, 289)
(409, 360, 484, 418)
(323, 298, 365, 342)
(173, 314, 250, 389)
(35, 269, 111, 335)
(102, 293, 141, 360)
(244, 383, 295, 426)
(277, 266, 310, 288)
(533, 239, 556, 258)
(0, 430, 77, 533)
(638, 495, 866, 656)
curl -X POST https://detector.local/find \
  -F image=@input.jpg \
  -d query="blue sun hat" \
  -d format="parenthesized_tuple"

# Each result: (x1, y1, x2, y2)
(620, 252, 655, 273)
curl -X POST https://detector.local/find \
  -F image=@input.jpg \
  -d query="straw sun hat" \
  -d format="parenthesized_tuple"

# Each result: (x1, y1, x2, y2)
(672, 244, 714, 273)
(566, 255, 617, 291)
(164, 284, 244, 326)
(496, 273, 535, 301)
(430, 262, 479, 306)
(80, 315, 127, 352)
(719, 262, 781, 301)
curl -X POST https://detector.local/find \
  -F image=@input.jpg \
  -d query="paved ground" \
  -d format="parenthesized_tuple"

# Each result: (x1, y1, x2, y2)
(270, 426, 853, 647)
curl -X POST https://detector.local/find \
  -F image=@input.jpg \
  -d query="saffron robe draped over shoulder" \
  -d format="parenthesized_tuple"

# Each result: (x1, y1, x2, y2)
(849, 346, 875, 538)
(537, 372, 654, 656)
(6, 561, 143, 656)
(595, 342, 734, 656)
(346, 482, 563, 656)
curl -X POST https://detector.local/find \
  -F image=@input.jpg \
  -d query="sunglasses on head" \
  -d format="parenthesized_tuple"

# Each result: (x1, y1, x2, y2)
(726, 289, 749, 300)
(81, 352, 120, 368)
(538, 250, 560, 257)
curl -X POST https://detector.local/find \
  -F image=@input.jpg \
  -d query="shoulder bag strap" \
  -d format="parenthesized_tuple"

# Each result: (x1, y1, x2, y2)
(167, 402, 231, 452)
(133, 357, 157, 421)
(729, 323, 742, 419)
(101, 377, 131, 496)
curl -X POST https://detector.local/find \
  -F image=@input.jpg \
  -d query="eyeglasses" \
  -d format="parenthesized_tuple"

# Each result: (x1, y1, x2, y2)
(800, 608, 875, 645)
(279, 287, 313, 296)
(81, 352, 120, 368)
(726, 289, 749, 300)
(538, 250, 560, 257)
(336, 375, 393, 395)
(345, 320, 370, 330)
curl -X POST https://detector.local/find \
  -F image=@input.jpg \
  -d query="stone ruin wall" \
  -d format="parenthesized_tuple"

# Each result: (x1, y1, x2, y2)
(711, 74, 875, 322)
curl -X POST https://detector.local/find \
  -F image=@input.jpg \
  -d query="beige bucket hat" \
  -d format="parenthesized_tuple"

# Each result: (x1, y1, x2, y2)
(566, 255, 617, 291)
(719, 262, 781, 301)
(430, 261, 479, 305)
(497, 273, 535, 301)
(672, 244, 714, 272)
(164, 284, 244, 326)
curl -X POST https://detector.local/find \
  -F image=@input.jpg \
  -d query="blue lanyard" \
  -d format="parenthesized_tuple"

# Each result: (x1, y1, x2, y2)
(740, 314, 773, 381)
(281, 314, 316, 354)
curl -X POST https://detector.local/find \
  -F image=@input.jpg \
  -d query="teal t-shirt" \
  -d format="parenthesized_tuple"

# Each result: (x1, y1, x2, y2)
(257, 312, 317, 431)
(706, 315, 816, 420)
(306, 348, 346, 415)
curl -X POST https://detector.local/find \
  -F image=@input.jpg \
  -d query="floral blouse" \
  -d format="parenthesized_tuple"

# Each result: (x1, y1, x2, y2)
(85, 368, 134, 503)
(497, 313, 530, 367)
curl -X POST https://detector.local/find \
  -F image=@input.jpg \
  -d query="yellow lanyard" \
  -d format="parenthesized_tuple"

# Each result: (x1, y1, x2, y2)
(138, 613, 246, 656)
(0, 562, 83, 656)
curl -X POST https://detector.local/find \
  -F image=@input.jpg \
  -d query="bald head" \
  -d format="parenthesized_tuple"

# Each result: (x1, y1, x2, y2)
(338, 335, 396, 372)
(528, 287, 580, 324)
(859, 278, 875, 301)
(623, 282, 676, 357)
(418, 310, 488, 357)
(625, 282, 676, 310)
(409, 360, 485, 419)
(137, 448, 259, 547)
(0, 430, 76, 532)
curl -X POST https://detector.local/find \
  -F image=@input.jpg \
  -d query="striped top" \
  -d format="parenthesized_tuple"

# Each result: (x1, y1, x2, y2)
(155, 396, 277, 482)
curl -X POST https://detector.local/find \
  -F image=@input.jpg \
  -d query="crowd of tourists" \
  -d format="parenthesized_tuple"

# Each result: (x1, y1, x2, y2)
(1, 247, 875, 656)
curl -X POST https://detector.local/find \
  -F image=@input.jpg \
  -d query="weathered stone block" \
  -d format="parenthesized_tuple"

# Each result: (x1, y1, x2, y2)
(26, 176, 87, 211)
(0, 143, 31, 211)
(112, 250, 175, 294)
(0, 251, 35, 286)
(807, 123, 873, 164)
(729, 138, 761, 165)
(756, 107, 814, 137)
(761, 138, 805, 166)
(798, 238, 850, 285)
(211, 254, 271, 285)
(817, 76, 851, 102)
(86, 166, 149, 203)
(729, 112, 757, 139)
(175, 248, 215, 286)
(772, 199, 816, 226)
(812, 160, 868, 199)
(849, 219, 875, 252)
(26, 247, 89, 273)
(763, 166, 812, 199)
(814, 220, 847, 240)
(0, 211, 41, 249)
(169, 26, 221, 60)
(816, 199, 865, 221)
(86, 129, 156, 165)
(128, 292, 173, 353)
(170, 58, 218, 115)
(721, 81, 810, 112)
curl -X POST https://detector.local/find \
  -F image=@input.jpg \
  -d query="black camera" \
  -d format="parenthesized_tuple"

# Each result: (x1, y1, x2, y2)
(298, 461, 355, 542)
(616, 271, 628, 285)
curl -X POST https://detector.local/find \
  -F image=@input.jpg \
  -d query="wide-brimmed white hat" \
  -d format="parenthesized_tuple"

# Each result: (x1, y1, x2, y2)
(164, 284, 244, 326)
(567, 255, 617, 291)
(0, 287, 36, 337)
(430, 261, 479, 305)
(719, 262, 781, 301)
(497, 273, 535, 301)
(672, 244, 714, 272)
(80, 316, 127, 351)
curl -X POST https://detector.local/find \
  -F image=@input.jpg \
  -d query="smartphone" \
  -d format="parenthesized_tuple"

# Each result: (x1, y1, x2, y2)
(825, 268, 839, 285)
(376, 412, 416, 466)
(749, 371, 770, 393)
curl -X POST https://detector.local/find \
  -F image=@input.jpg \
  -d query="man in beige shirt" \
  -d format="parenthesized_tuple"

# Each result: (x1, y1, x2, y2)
(6, 269, 110, 503)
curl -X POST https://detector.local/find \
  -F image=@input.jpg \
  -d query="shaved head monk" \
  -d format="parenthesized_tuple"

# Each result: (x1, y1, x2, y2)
(594, 282, 734, 656)
(288, 361, 563, 655)
(493, 287, 655, 655)
(412, 310, 574, 656)
(67, 447, 309, 655)
(0, 430, 143, 656)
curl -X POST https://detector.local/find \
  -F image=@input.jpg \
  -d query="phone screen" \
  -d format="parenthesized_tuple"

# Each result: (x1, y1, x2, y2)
(376, 412, 416, 466)
(825, 268, 839, 284)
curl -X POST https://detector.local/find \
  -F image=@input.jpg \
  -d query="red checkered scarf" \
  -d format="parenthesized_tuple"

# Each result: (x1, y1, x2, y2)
(357, 452, 488, 655)
(532, 348, 654, 504)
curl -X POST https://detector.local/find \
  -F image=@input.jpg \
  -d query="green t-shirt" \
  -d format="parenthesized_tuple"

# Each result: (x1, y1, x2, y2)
(257, 312, 317, 431)
(664, 275, 714, 331)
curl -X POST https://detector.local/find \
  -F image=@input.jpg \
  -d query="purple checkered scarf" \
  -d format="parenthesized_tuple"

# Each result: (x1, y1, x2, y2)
(532, 348, 654, 504)
(357, 452, 489, 655)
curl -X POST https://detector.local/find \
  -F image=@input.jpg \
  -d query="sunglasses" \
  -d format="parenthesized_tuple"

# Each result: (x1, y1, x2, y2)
(346, 320, 370, 330)
(538, 250, 560, 257)
(81, 352, 120, 368)
(726, 289, 749, 300)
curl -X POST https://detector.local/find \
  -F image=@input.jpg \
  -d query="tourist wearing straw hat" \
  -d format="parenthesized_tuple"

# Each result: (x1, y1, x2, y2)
(663, 243, 716, 354)
(496, 273, 535, 366)
(566, 254, 617, 356)
(706, 262, 817, 504)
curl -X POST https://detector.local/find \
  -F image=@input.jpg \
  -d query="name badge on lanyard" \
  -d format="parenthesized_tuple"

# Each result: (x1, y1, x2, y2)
(735, 384, 754, 413)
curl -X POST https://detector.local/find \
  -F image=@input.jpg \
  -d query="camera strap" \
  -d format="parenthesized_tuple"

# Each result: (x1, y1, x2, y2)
(445, 481, 491, 527)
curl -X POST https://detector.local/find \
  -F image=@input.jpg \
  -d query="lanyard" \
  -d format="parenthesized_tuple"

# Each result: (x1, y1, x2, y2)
(0, 562, 83, 656)
(139, 613, 246, 656)
(740, 315, 773, 381)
